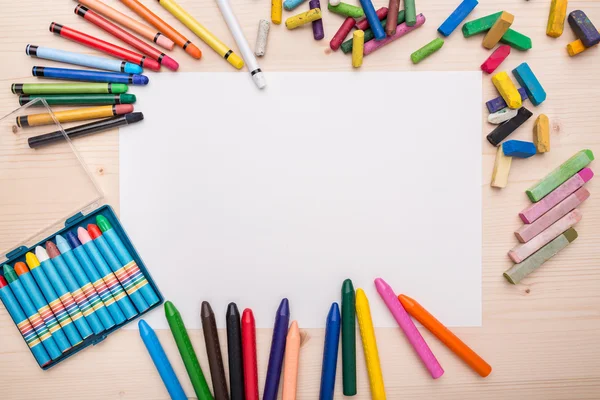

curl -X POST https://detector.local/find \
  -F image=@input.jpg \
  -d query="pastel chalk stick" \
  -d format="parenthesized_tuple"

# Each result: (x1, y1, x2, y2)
(504, 228, 578, 284)
(483, 11, 513, 49)
(491, 145, 512, 188)
(520, 168, 593, 223)
(533, 114, 550, 153)
(526, 150, 595, 202)
(437, 0, 478, 37)
(363, 14, 426, 56)
(568, 10, 600, 47)
(486, 87, 528, 113)
(508, 209, 582, 263)
(481, 45, 510, 74)
(487, 107, 533, 146)
(546, 0, 568, 38)
(502, 140, 536, 158)
(566, 39, 596, 56)
(499, 29, 532, 51)
(462, 13, 532, 50)
(492, 71, 521, 109)
(488, 108, 518, 125)
(512, 63, 546, 106)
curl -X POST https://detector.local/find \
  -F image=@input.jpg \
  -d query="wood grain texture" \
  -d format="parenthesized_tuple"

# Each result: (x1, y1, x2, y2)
(1, 0, 600, 398)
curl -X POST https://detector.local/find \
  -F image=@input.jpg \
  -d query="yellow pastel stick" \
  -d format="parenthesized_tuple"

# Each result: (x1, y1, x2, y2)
(567, 39, 594, 56)
(285, 8, 322, 30)
(491, 146, 512, 188)
(352, 30, 364, 68)
(356, 289, 386, 400)
(157, 0, 244, 69)
(546, 0, 568, 38)
(492, 71, 522, 109)
(16, 104, 133, 127)
(483, 11, 514, 49)
(533, 114, 550, 153)
(272, 0, 282, 25)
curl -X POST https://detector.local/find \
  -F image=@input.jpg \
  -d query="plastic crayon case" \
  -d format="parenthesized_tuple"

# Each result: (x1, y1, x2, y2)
(0, 99, 163, 369)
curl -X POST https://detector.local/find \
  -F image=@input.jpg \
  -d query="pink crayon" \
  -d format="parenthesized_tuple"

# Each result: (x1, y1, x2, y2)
(364, 14, 426, 56)
(374, 278, 444, 379)
(520, 168, 593, 224)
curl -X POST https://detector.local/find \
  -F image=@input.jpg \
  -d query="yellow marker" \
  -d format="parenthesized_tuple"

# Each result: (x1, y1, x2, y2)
(483, 11, 514, 49)
(546, 0, 568, 37)
(356, 289, 386, 400)
(352, 30, 364, 68)
(567, 39, 592, 56)
(533, 114, 550, 153)
(492, 72, 522, 109)
(285, 8, 322, 30)
(157, 0, 244, 69)
(272, 0, 282, 25)
(16, 104, 132, 127)
(491, 146, 512, 188)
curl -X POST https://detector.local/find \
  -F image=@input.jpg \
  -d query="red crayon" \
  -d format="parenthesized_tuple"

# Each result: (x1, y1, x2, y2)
(74, 5, 179, 71)
(331, 17, 356, 51)
(49, 22, 161, 71)
(481, 45, 510, 74)
(356, 6, 388, 30)
(242, 308, 259, 400)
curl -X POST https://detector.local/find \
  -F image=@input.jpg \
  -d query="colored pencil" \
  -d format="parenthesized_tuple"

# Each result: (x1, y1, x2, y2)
(227, 303, 245, 400)
(356, 289, 385, 400)
(16, 104, 133, 128)
(32, 66, 148, 85)
(201, 301, 230, 400)
(263, 298, 290, 400)
(281, 320, 301, 400)
(319, 303, 341, 400)
(241, 309, 259, 400)
(341, 279, 357, 396)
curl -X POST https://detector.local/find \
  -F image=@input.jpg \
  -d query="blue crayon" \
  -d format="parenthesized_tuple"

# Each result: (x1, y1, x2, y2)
(0, 275, 52, 367)
(437, 0, 478, 37)
(319, 302, 341, 400)
(486, 87, 528, 113)
(512, 63, 546, 106)
(502, 140, 537, 158)
(359, 0, 385, 40)
(64, 232, 126, 326)
(32, 66, 149, 85)
(139, 319, 187, 400)
(283, 0, 307, 11)
(264, 298, 291, 400)
(55, 235, 115, 331)
(26, 44, 143, 74)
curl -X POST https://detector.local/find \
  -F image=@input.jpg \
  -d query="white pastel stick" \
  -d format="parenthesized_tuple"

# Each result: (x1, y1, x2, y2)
(255, 19, 270, 57)
(488, 108, 518, 124)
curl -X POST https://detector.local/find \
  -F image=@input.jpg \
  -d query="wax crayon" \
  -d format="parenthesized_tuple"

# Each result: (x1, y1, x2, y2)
(437, 0, 478, 37)
(356, 7, 388, 30)
(87, 224, 149, 313)
(491, 145, 512, 188)
(272, 0, 283, 24)
(405, 0, 416, 25)
(568, 10, 600, 47)
(32, 66, 148, 85)
(358, 0, 385, 39)
(411, 38, 444, 64)
(201, 301, 229, 400)
(546, 0, 568, 37)
(319, 303, 341, 400)
(227, 303, 244, 400)
(35, 246, 93, 340)
(255, 19, 270, 56)
(3, 264, 62, 360)
(165, 301, 213, 400)
(492, 71, 521, 109)
(96, 215, 159, 306)
(283, 0, 306, 11)
(16, 104, 134, 128)
(11, 83, 128, 95)
(78, 228, 137, 320)
(481, 45, 510, 74)
(309, 0, 325, 41)
(488, 108, 518, 125)
(241, 309, 259, 400)
(0, 275, 51, 367)
(483, 11, 514, 49)
(264, 298, 290, 400)
(462, 11, 503, 37)
(328, 3, 364, 18)
(341, 11, 405, 54)
(352, 30, 364, 68)
(364, 14, 426, 55)
(499, 29, 532, 51)
(486, 87, 528, 113)
(341, 279, 356, 396)
(54, 235, 115, 331)
(19, 94, 136, 107)
(282, 320, 301, 400)
(486, 107, 533, 146)
(503, 140, 537, 158)
(139, 319, 187, 400)
(331, 17, 356, 51)
(534, 114, 550, 153)
(385, 0, 400, 35)
(512, 62, 547, 106)
(355, 289, 385, 399)
(285, 8, 322, 30)
(26, 44, 143, 74)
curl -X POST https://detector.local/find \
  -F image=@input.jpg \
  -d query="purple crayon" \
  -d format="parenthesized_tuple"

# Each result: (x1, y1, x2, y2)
(309, 0, 325, 40)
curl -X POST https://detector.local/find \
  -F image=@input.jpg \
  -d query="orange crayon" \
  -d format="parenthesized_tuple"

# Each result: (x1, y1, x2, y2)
(282, 320, 301, 400)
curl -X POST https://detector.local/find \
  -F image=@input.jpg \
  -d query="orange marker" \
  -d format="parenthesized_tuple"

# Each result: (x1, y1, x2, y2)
(119, 0, 202, 59)
(398, 295, 492, 378)
(281, 320, 301, 400)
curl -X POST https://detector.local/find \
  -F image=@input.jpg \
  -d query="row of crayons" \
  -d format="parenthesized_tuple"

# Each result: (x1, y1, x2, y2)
(140, 278, 491, 400)
(0, 215, 159, 367)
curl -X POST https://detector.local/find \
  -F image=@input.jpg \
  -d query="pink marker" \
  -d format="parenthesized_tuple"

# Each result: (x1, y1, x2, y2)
(364, 14, 426, 56)
(374, 278, 444, 379)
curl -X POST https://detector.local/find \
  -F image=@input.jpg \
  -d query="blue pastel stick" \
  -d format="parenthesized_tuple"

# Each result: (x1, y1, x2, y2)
(55, 235, 116, 331)
(32, 66, 149, 85)
(486, 87, 528, 113)
(26, 44, 143, 74)
(502, 140, 537, 158)
(359, 0, 385, 40)
(263, 298, 291, 400)
(319, 302, 341, 400)
(139, 319, 188, 400)
(512, 63, 546, 106)
(568, 10, 600, 47)
(283, 0, 307, 11)
(438, 0, 478, 37)
(0, 276, 52, 367)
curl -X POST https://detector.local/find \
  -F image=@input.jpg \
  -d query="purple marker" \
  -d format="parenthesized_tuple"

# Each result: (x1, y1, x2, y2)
(309, 0, 324, 40)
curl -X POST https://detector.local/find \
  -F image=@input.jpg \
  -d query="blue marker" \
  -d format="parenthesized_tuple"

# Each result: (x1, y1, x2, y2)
(32, 66, 149, 85)
(437, 0, 479, 37)
(26, 44, 143, 74)
(512, 62, 547, 106)
(503, 140, 537, 158)
(359, 0, 385, 40)
(319, 302, 341, 400)
(263, 298, 291, 400)
(139, 319, 187, 400)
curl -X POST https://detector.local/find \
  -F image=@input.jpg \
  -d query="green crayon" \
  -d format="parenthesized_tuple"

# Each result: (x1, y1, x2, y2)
(328, 2, 365, 18)
(341, 279, 357, 396)
(411, 38, 444, 64)
(404, 0, 416, 26)
(11, 83, 128, 95)
(19, 94, 136, 106)
(341, 11, 406, 54)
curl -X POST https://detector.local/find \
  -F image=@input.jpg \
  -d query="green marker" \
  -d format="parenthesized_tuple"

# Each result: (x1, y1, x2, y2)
(11, 82, 128, 95)
(164, 301, 214, 400)
(341, 279, 357, 396)
(19, 94, 136, 106)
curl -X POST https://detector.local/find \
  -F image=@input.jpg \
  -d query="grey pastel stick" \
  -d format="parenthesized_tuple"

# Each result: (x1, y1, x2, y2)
(255, 19, 270, 57)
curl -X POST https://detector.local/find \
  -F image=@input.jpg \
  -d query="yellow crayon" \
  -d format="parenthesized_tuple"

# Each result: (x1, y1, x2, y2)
(492, 72, 522, 109)
(483, 11, 514, 49)
(356, 289, 385, 400)
(157, 0, 244, 69)
(491, 146, 512, 188)
(533, 114, 550, 153)
(546, 0, 568, 38)
(285, 8, 322, 30)
(16, 104, 133, 128)
(272, 0, 282, 25)
(352, 30, 364, 68)
(567, 39, 595, 56)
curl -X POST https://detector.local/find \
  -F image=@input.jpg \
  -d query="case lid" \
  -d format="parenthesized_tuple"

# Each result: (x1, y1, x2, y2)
(0, 99, 104, 263)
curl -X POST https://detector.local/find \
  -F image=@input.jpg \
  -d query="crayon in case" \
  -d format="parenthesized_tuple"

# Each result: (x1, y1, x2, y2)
(0, 99, 163, 369)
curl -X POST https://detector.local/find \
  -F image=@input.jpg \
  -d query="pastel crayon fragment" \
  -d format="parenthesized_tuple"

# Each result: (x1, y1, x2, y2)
(352, 30, 364, 68)
(272, 0, 282, 24)
(512, 62, 546, 106)
(508, 209, 582, 263)
(255, 19, 270, 56)
(404, 0, 416, 26)
(330, 0, 340, 5)
(504, 228, 578, 284)
(488, 108, 518, 124)
(566, 39, 595, 56)
(515, 188, 589, 243)
(356, 0, 385, 38)
(499, 29, 532, 51)
(546, 0, 568, 37)
(533, 114, 550, 153)
(483, 11, 513, 49)
(502, 140, 536, 158)
(520, 168, 593, 223)
(341, 11, 405, 54)
(481, 44, 510, 74)
(568, 10, 600, 47)
(309, 0, 325, 40)
(487, 107, 533, 146)
(486, 87, 528, 113)
(410, 38, 444, 64)
(285, 8, 322, 30)
(283, 0, 307, 11)
(364, 14, 426, 56)
(438, 0, 478, 37)
(492, 71, 521, 109)
(491, 146, 512, 188)
(462, 11, 502, 37)
(330, 17, 356, 51)
(328, 3, 364, 19)
(526, 150, 595, 202)
(356, 7, 387, 30)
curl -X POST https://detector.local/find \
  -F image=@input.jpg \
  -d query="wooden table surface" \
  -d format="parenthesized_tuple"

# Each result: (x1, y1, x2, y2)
(1, 0, 599, 398)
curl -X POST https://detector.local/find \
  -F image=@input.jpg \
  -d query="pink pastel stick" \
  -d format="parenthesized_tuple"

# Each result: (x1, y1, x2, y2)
(520, 168, 593, 223)
(515, 188, 589, 243)
(374, 278, 444, 379)
(509, 209, 582, 263)
(363, 14, 426, 56)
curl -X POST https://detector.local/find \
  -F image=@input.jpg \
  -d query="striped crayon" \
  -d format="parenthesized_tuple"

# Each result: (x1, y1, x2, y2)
(64, 232, 126, 325)
(46, 242, 104, 335)
(96, 215, 159, 306)
(87, 224, 149, 313)
(35, 246, 93, 340)
(3, 264, 62, 360)
(53, 236, 115, 331)
(78, 227, 137, 320)
(0, 275, 52, 367)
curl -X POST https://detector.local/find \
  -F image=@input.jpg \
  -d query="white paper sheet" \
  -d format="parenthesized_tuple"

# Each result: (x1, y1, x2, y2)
(120, 72, 482, 329)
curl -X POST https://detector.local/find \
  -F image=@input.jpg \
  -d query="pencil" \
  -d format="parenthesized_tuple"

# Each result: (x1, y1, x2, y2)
(356, 289, 385, 400)
(281, 320, 301, 400)
(201, 301, 230, 400)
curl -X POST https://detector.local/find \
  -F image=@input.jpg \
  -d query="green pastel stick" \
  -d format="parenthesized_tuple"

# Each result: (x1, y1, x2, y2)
(11, 83, 128, 95)
(19, 94, 136, 106)
(404, 0, 416, 26)
(411, 38, 444, 64)
(499, 29, 532, 51)
(328, 2, 365, 18)
(526, 150, 594, 202)
(462, 12, 503, 37)
(341, 11, 406, 54)
(341, 279, 357, 396)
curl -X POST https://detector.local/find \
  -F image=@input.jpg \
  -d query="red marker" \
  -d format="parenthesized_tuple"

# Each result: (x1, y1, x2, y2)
(49, 22, 160, 71)
(242, 308, 259, 400)
(75, 5, 179, 71)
